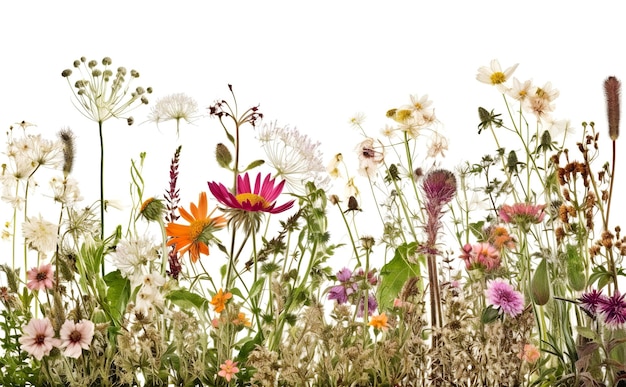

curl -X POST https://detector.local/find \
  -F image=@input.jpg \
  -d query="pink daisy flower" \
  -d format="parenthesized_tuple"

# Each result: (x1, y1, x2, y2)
(218, 359, 239, 382)
(459, 242, 501, 271)
(59, 319, 95, 358)
(208, 172, 294, 214)
(18, 318, 60, 360)
(499, 203, 546, 225)
(485, 278, 525, 317)
(26, 263, 54, 291)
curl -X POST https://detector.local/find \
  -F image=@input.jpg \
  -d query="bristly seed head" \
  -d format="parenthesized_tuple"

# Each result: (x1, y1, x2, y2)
(604, 76, 621, 141)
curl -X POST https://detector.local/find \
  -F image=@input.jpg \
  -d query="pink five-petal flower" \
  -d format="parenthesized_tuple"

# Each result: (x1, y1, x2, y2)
(208, 173, 295, 214)
(18, 318, 60, 360)
(59, 319, 95, 358)
(26, 263, 54, 291)
(218, 359, 239, 382)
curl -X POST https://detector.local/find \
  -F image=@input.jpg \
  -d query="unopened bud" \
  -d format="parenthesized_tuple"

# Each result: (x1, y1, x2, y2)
(139, 197, 165, 222)
(61, 69, 72, 77)
(215, 143, 233, 168)
(102, 57, 112, 66)
(127, 117, 134, 126)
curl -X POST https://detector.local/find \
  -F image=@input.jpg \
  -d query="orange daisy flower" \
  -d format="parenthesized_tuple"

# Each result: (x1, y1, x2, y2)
(368, 313, 389, 331)
(210, 289, 232, 313)
(166, 192, 226, 263)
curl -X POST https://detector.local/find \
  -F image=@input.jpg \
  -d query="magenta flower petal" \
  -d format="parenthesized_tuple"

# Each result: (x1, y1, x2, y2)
(208, 172, 294, 214)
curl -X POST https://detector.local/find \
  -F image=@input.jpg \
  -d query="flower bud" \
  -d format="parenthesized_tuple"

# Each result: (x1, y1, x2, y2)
(102, 57, 112, 65)
(127, 117, 134, 126)
(139, 197, 165, 222)
(61, 69, 72, 77)
(215, 143, 233, 168)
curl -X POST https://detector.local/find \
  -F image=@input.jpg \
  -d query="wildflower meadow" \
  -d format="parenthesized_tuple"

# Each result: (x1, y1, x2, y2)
(1, 56, 625, 386)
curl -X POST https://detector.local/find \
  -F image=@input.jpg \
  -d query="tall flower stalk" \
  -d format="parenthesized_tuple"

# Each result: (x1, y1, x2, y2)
(61, 56, 151, 242)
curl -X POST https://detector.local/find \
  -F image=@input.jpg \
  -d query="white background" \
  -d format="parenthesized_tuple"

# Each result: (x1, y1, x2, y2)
(1, 1, 625, 268)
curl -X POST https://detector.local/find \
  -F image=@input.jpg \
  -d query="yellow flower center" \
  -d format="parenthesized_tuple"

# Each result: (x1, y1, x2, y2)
(490, 71, 506, 84)
(189, 219, 212, 241)
(235, 193, 269, 209)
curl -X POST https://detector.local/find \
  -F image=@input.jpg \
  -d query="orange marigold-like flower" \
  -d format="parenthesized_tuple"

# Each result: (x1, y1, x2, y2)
(489, 226, 516, 250)
(165, 192, 226, 263)
(210, 289, 232, 313)
(368, 313, 389, 330)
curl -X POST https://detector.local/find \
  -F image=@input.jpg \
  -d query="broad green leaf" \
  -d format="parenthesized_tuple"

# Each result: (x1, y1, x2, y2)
(166, 289, 209, 312)
(531, 257, 550, 305)
(103, 270, 131, 318)
(565, 244, 586, 291)
(377, 242, 421, 310)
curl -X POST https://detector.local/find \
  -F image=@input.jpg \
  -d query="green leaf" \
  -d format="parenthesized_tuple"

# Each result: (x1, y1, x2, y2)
(248, 277, 266, 301)
(242, 159, 265, 172)
(103, 270, 131, 317)
(481, 305, 500, 324)
(166, 289, 209, 312)
(531, 257, 550, 305)
(377, 242, 421, 310)
(575, 326, 598, 341)
(565, 244, 586, 291)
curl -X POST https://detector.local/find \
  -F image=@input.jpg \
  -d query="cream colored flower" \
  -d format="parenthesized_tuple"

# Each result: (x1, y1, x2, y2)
(426, 132, 449, 158)
(506, 77, 533, 101)
(476, 59, 519, 92)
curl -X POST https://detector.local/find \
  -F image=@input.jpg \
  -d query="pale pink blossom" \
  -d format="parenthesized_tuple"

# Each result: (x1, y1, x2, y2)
(59, 319, 95, 358)
(26, 263, 54, 291)
(18, 318, 60, 360)
(218, 359, 239, 382)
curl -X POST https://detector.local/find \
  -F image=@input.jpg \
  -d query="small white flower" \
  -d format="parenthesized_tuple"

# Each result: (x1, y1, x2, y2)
(50, 176, 83, 206)
(22, 214, 58, 253)
(110, 235, 159, 284)
(476, 59, 519, 92)
(258, 121, 330, 193)
(148, 93, 199, 135)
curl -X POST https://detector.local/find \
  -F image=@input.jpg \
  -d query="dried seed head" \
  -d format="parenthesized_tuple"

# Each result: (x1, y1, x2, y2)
(604, 76, 621, 140)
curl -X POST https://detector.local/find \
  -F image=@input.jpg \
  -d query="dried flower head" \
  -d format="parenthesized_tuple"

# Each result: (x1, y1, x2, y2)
(604, 76, 621, 140)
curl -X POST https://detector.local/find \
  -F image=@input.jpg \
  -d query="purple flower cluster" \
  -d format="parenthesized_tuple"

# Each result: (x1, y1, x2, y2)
(328, 267, 378, 316)
(579, 289, 626, 329)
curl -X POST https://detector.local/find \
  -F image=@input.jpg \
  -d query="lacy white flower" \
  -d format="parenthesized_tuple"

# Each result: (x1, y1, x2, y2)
(110, 234, 159, 285)
(148, 93, 199, 135)
(22, 214, 58, 253)
(258, 121, 330, 193)
(50, 176, 83, 206)
(8, 134, 62, 169)
(426, 131, 449, 158)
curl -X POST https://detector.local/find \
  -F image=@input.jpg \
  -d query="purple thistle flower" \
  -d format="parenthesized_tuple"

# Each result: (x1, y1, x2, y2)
(578, 289, 607, 318)
(485, 278, 525, 317)
(598, 291, 626, 329)
(422, 169, 457, 206)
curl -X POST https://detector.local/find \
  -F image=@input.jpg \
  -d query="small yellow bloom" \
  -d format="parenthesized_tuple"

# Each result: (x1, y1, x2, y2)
(368, 313, 389, 330)
(210, 289, 232, 313)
